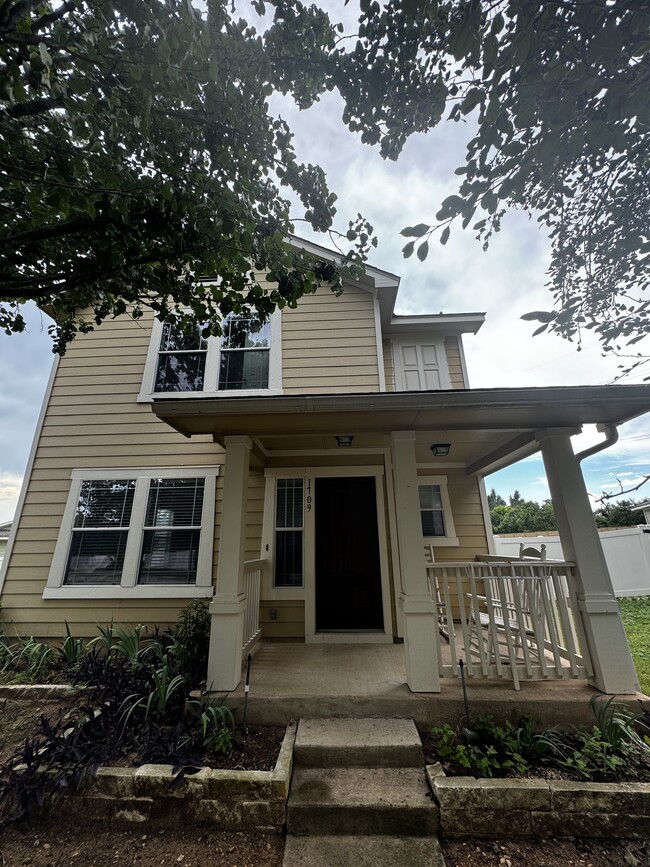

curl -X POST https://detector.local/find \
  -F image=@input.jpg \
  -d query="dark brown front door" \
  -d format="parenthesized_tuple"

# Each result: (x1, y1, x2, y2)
(315, 476, 384, 631)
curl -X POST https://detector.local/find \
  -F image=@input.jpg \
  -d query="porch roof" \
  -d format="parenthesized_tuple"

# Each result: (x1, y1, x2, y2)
(152, 384, 649, 474)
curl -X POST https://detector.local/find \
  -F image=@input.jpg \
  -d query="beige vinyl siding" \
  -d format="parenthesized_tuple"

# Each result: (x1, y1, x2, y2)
(259, 599, 305, 639)
(382, 339, 395, 392)
(1, 312, 223, 639)
(444, 336, 466, 389)
(282, 284, 380, 394)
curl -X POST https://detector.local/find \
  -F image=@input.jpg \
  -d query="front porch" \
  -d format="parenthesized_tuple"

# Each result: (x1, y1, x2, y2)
(152, 385, 650, 699)
(223, 640, 621, 728)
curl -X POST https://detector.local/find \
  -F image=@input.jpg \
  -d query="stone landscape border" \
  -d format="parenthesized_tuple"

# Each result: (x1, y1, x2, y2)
(56, 722, 296, 831)
(426, 763, 650, 839)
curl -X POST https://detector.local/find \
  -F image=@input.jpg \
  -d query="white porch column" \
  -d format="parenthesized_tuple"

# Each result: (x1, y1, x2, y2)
(206, 435, 252, 691)
(539, 431, 638, 694)
(390, 431, 440, 692)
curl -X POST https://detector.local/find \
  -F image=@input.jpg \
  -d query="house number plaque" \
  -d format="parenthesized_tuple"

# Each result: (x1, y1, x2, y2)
(306, 478, 312, 512)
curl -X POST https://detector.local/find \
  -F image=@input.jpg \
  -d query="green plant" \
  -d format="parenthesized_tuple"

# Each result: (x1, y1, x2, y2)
(88, 623, 115, 656)
(169, 600, 211, 687)
(111, 624, 150, 665)
(553, 727, 627, 780)
(120, 656, 186, 732)
(590, 694, 650, 755)
(57, 623, 86, 667)
(194, 699, 235, 757)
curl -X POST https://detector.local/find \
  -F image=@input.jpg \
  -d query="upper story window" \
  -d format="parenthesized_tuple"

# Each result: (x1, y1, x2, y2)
(139, 311, 282, 401)
(219, 315, 271, 390)
(155, 323, 208, 392)
(391, 336, 451, 391)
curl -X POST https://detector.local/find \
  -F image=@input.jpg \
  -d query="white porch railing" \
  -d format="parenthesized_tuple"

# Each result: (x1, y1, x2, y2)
(427, 560, 593, 690)
(242, 559, 265, 654)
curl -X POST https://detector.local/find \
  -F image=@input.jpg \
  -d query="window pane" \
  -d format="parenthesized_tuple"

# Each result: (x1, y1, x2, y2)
(138, 529, 201, 584)
(74, 480, 135, 528)
(222, 316, 270, 350)
(421, 510, 446, 537)
(276, 479, 303, 529)
(219, 349, 269, 390)
(275, 530, 303, 587)
(155, 352, 206, 392)
(419, 484, 442, 510)
(145, 478, 205, 527)
(159, 323, 207, 352)
(65, 530, 128, 585)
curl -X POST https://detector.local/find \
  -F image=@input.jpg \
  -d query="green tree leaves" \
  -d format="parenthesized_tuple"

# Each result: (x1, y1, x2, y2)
(0, 0, 373, 352)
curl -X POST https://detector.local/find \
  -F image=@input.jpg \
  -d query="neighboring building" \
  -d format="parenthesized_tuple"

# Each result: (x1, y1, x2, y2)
(632, 500, 650, 526)
(0, 239, 648, 696)
(0, 521, 11, 571)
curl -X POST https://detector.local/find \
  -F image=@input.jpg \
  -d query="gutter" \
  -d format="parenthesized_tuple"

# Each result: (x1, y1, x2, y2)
(576, 423, 618, 463)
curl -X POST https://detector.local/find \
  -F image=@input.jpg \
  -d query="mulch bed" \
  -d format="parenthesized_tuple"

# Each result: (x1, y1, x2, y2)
(419, 728, 650, 783)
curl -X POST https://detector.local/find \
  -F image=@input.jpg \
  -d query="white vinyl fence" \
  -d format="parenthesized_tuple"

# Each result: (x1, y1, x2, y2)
(494, 527, 650, 597)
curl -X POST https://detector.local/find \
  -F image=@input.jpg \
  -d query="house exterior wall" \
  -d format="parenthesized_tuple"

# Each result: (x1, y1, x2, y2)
(0, 315, 223, 638)
(0, 276, 484, 641)
(444, 336, 466, 389)
(282, 282, 381, 394)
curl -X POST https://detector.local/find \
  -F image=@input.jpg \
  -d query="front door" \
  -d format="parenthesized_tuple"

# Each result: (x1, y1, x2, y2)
(315, 476, 384, 631)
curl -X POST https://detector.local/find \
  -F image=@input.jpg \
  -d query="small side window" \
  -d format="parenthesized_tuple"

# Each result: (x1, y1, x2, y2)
(274, 478, 304, 587)
(418, 484, 446, 537)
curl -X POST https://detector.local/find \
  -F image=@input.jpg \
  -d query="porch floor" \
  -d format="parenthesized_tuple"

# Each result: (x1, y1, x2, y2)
(222, 641, 636, 729)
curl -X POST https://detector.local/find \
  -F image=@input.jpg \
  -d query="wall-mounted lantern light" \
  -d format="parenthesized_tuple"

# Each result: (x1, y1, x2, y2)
(430, 443, 451, 457)
(336, 435, 354, 447)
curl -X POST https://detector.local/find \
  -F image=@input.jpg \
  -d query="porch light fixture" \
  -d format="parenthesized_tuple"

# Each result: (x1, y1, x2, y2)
(336, 435, 354, 447)
(430, 443, 451, 457)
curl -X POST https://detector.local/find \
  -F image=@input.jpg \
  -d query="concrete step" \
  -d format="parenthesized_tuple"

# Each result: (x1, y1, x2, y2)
(287, 767, 438, 836)
(294, 717, 424, 768)
(283, 834, 446, 867)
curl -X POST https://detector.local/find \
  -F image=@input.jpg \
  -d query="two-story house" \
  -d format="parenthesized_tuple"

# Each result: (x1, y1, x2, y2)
(1, 239, 648, 698)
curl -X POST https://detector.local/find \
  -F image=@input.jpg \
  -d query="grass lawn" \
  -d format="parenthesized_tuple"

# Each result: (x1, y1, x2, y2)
(619, 597, 650, 696)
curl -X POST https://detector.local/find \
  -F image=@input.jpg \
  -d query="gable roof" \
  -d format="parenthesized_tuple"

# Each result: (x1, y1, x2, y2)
(290, 235, 485, 335)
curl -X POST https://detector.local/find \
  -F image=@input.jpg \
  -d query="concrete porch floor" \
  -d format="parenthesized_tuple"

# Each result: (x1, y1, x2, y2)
(222, 641, 642, 729)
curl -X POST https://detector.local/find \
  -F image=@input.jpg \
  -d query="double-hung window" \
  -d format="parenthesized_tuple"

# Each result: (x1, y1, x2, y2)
(139, 310, 281, 400)
(417, 476, 458, 546)
(45, 468, 217, 599)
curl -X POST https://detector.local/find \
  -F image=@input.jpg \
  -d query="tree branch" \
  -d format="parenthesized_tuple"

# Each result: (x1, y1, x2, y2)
(596, 475, 650, 504)
(33, 0, 77, 32)
(4, 95, 64, 119)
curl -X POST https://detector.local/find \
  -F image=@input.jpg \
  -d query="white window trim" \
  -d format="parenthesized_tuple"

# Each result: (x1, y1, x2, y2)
(43, 466, 218, 599)
(391, 334, 451, 391)
(261, 472, 306, 600)
(417, 474, 459, 547)
(137, 312, 283, 402)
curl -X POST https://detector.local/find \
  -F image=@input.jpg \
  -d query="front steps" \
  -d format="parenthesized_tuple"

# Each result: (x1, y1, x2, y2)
(283, 718, 445, 867)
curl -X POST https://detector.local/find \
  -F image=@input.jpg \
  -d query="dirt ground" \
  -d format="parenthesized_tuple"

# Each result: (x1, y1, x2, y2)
(3, 827, 649, 867)
(441, 838, 650, 866)
(0, 826, 284, 867)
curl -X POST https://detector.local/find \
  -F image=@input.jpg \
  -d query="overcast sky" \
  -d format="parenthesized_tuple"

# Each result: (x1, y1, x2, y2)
(0, 8, 648, 524)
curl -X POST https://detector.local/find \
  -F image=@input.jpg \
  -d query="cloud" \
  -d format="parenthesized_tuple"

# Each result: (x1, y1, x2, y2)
(0, 471, 23, 523)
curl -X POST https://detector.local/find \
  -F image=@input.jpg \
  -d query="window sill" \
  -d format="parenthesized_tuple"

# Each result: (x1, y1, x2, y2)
(42, 585, 214, 600)
(138, 388, 283, 404)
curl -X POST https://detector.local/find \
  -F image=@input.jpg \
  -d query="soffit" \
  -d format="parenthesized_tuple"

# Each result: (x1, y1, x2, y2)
(152, 385, 649, 474)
